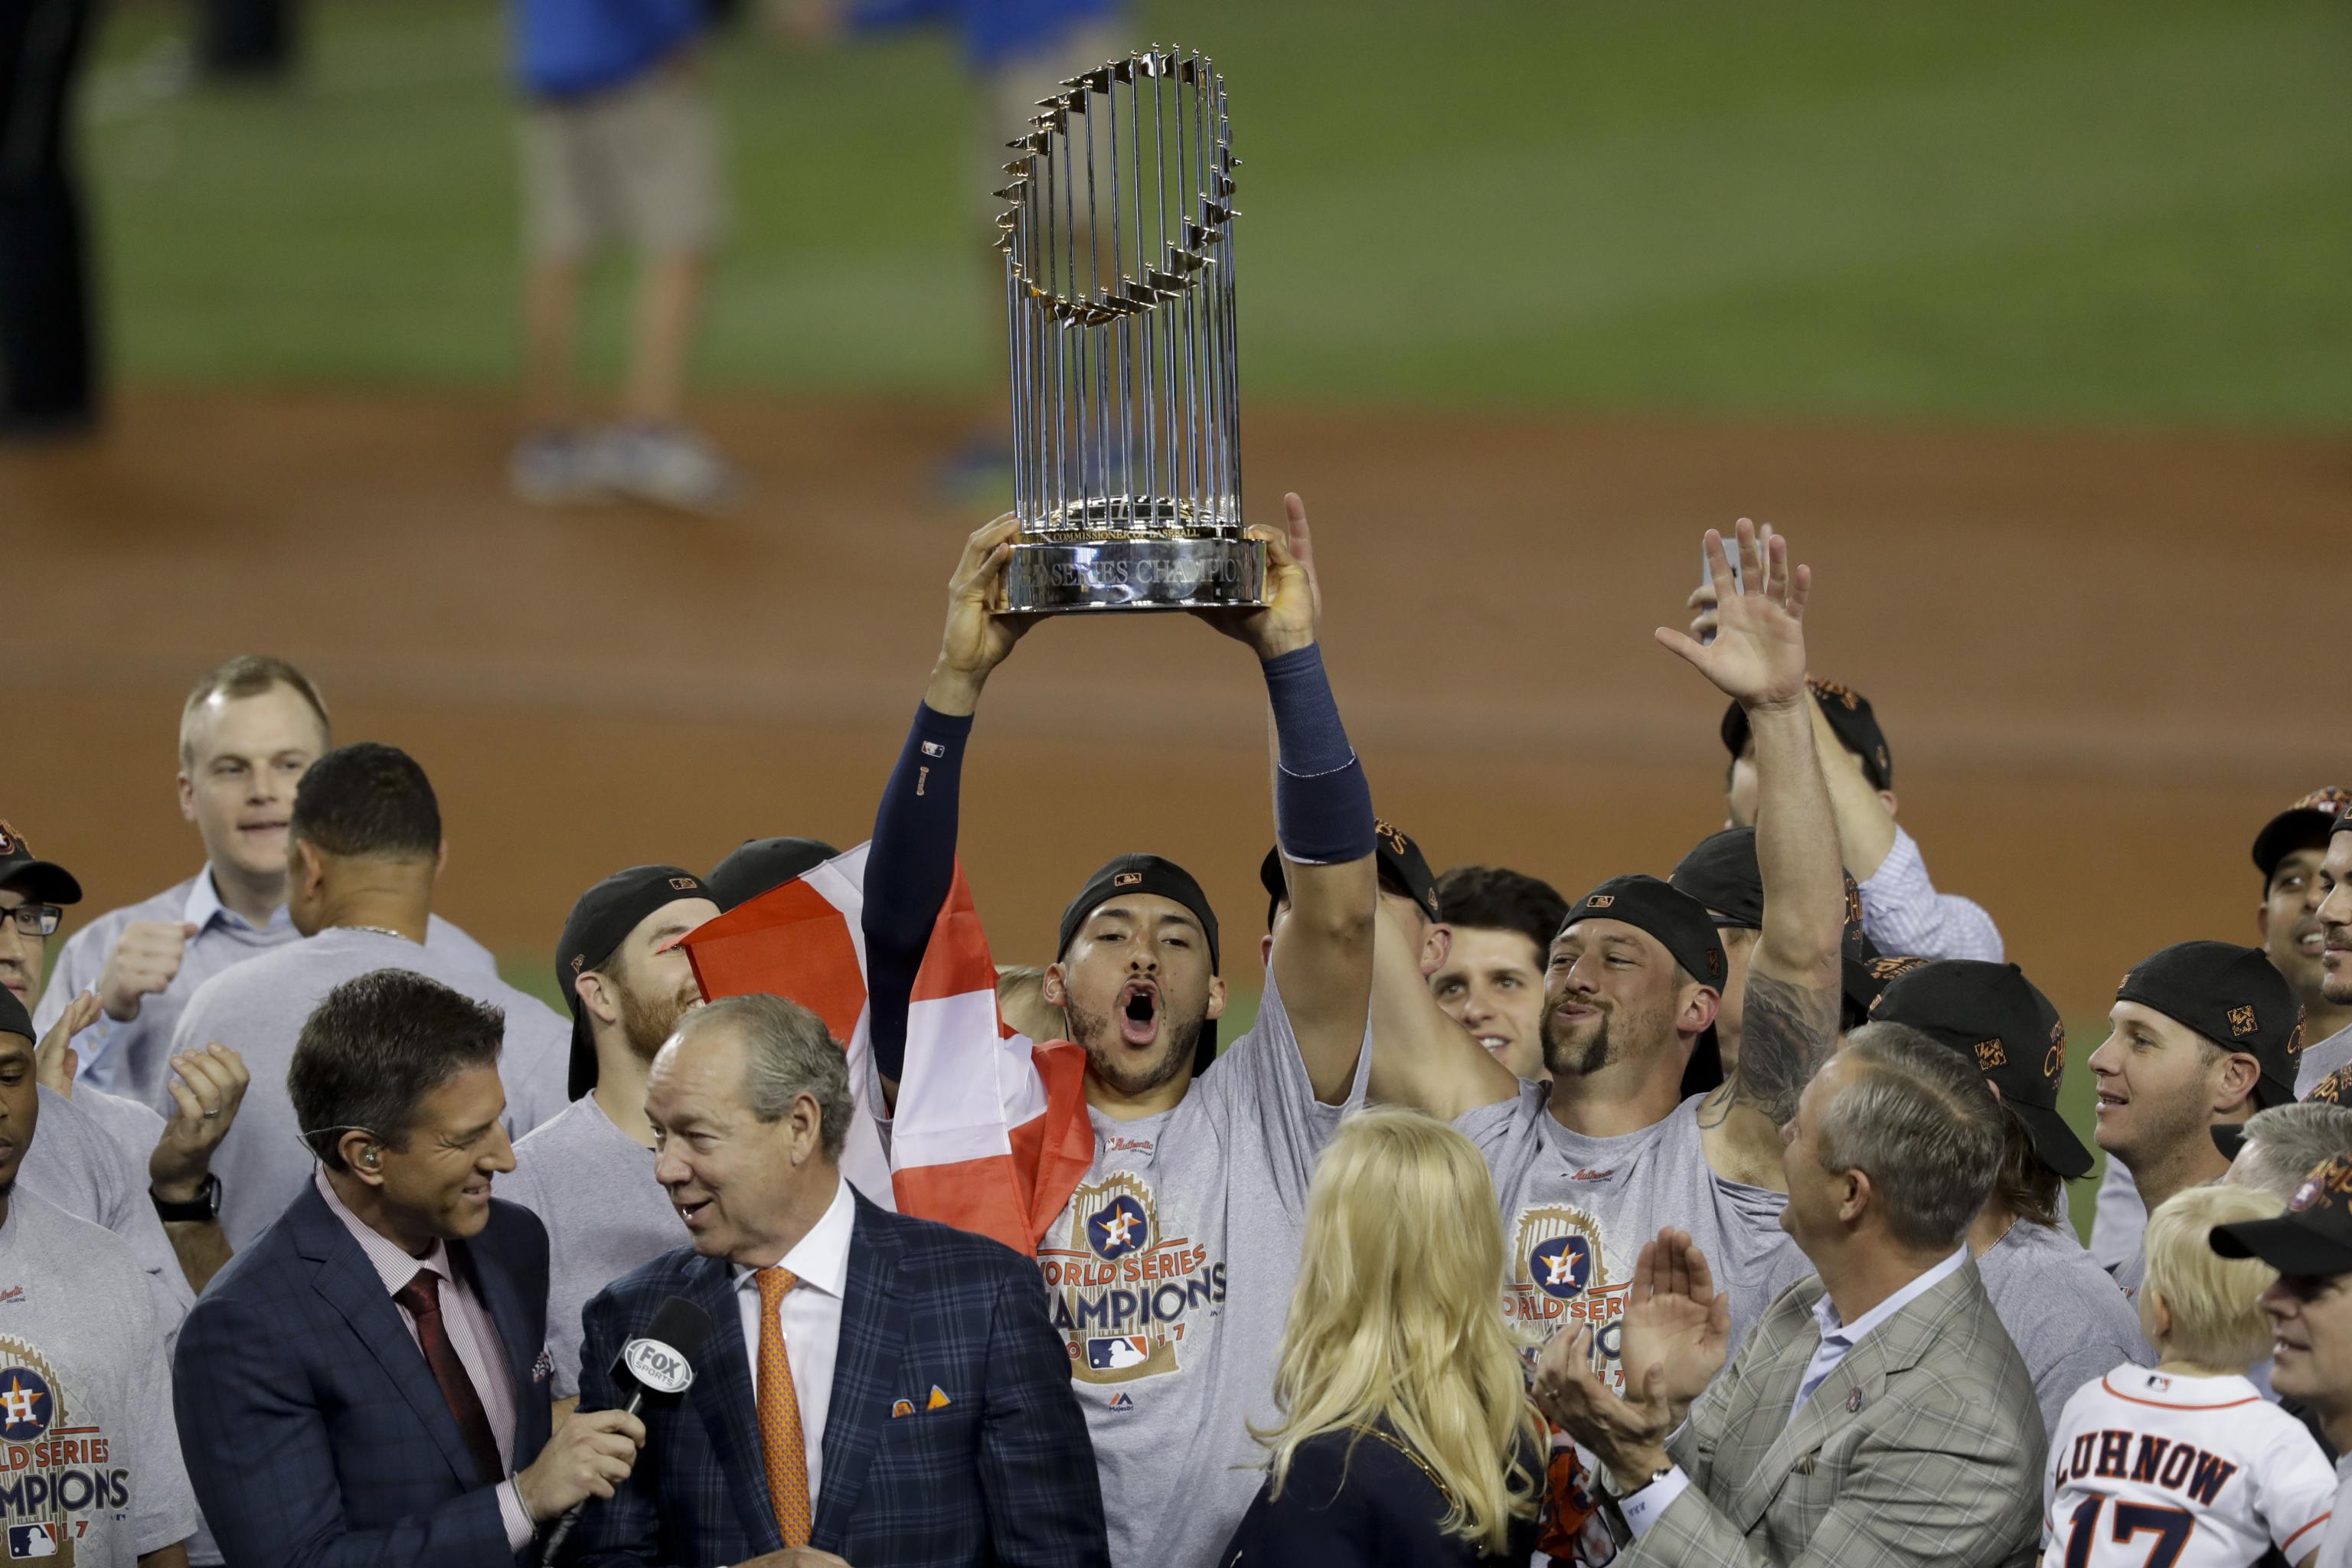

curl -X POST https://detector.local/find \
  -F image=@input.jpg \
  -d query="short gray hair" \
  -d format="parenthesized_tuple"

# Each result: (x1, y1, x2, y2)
(681, 995, 853, 1162)
(2236, 1102, 2352, 1201)
(1815, 1022, 2004, 1252)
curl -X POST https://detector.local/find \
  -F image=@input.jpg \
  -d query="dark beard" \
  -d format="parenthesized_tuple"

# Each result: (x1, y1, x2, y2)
(1066, 1001, 1200, 1099)
(1543, 1011, 1620, 1080)
(617, 978, 697, 1061)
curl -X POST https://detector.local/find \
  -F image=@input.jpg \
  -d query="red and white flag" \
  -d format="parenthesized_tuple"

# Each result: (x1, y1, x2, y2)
(679, 844, 1093, 1255)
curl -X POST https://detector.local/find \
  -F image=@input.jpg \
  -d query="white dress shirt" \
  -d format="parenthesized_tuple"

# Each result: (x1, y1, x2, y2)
(315, 1170, 534, 1550)
(1617, 1248, 1971, 1543)
(1858, 827, 2004, 963)
(732, 1175, 857, 1508)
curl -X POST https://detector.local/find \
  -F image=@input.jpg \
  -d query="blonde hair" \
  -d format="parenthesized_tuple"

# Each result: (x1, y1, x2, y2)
(2142, 1184, 2285, 1368)
(1252, 1108, 1541, 1553)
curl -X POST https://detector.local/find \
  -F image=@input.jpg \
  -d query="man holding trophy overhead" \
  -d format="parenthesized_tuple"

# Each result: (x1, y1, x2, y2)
(846, 50, 1386, 1568)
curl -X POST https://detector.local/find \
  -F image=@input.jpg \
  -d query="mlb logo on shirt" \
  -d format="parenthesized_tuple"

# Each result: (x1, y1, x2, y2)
(7, 1524, 57, 1559)
(1086, 1336, 1150, 1372)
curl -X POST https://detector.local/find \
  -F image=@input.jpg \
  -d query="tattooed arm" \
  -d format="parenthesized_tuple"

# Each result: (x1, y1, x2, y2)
(1658, 523, 1844, 1175)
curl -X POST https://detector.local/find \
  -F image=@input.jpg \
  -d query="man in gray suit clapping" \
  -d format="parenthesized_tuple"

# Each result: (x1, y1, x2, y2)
(1533, 1022, 2043, 1567)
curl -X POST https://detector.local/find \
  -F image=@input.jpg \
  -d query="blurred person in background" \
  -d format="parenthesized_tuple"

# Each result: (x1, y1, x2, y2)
(2095, 788, 2352, 1275)
(0, 0, 101, 441)
(784, 0, 1127, 483)
(1429, 864, 1566, 1084)
(194, 0, 296, 80)
(39, 656, 495, 1109)
(1217, 1109, 1542, 1566)
(508, 0, 736, 511)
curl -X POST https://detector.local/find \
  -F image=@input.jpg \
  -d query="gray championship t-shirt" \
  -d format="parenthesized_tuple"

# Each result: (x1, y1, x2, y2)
(1034, 970, 1367, 1568)
(1976, 1214, 2151, 1439)
(1456, 1083, 1803, 1378)
(1455, 1083, 1805, 1568)
(15, 1086, 194, 1359)
(0, 1187, 201, 1566)
(172, 927, 575, 1250)
(501, 1094, 684, 1400)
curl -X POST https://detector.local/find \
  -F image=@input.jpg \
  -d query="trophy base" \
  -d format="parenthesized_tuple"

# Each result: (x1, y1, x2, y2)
(1004, 537, 1268, 614)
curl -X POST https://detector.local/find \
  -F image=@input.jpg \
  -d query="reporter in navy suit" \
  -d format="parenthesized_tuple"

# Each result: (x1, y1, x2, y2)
(172, 970, 648, 1567)
(568, 994, 1108, 1568)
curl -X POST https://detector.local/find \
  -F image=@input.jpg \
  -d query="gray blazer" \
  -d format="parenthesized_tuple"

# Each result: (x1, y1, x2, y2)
(1628, 1257, 2043, 1567)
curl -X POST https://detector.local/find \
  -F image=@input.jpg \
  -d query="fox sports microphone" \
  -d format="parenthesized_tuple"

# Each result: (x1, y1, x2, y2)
(540, 1296, 713, 1566)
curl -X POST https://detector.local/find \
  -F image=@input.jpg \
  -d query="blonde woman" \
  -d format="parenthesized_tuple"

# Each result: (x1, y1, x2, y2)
(1219, 1108, 1543, 1566)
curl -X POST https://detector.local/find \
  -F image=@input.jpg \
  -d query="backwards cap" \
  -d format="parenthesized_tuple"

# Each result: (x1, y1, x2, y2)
(2116, 940, 2303, 1111)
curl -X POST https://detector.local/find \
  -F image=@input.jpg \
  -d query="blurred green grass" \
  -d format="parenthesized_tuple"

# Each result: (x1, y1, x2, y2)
(501, 949, 2111, 1243)
(88, 0, 2351, 427)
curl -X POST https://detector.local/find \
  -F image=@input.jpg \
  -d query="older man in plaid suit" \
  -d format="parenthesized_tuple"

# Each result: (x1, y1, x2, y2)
(1533, 1021, 2045, 1567)
(569, 994, 1107, 1568)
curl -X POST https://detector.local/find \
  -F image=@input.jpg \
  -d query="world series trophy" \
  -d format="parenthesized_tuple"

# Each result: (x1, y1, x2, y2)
(995, 45, 1263, 613)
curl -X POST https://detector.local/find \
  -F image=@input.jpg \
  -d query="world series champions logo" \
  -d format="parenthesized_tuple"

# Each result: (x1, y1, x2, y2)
(1503, 1205, 1631, 1390)
(1036, 1174, 1226, 1388)
(0, 1335, 129, 1568)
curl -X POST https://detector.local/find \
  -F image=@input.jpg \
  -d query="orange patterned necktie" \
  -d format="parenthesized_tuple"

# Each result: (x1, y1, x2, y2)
(754, 1267, 812, 1547)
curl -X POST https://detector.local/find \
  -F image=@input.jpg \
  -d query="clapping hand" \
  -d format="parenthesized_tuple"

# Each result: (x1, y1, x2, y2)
(1531, 1228, 1730, 1486)
(1658, 518, 1809, 712)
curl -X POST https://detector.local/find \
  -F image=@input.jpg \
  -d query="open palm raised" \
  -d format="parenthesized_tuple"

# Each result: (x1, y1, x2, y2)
(1656, 518, 1811, 710)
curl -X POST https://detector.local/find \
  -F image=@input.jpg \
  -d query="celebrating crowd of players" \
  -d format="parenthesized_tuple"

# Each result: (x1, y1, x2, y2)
(7, 507, 2352, 1568)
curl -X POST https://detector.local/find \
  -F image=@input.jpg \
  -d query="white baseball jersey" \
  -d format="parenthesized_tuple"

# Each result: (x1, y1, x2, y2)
(2041, 1365, 2335, 1567)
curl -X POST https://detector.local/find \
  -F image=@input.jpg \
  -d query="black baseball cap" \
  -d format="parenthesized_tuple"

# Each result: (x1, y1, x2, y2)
(0, 822, 81, 906)
(557, 865, 717, 1099)
(1259, 818, 1441, 932)
(707, 838, 839, 913)
(2117, 940, 2303, 1110)
(1059, 853, 1220, 1076)
(2311, 1065, 2352, 1107)
(2212, 1153, 2352, 1277)
(1560, 874, 1725, 1094)
(1720, 678, 1892, 791)
(1873, 959, 2093, 1179)
(2252, 787, 2352, 884)
(1671, 828, 1763, 930)
(2210, 1122, 2249, 1162)
(0, 986, 31, 1043)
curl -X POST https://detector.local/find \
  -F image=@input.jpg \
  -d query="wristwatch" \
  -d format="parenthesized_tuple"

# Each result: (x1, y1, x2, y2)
(152, 1173, 221, 1223)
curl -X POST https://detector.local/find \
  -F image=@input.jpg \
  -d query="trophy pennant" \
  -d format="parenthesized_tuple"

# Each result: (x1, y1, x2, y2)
(680, 845, 1093, 1256)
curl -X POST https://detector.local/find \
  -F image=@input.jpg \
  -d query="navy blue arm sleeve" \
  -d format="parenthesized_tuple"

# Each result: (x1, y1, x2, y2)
(862, 701, 974, 1083)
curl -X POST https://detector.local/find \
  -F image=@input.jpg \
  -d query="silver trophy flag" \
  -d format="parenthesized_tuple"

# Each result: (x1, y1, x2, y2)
(995, 44, 1260, 613)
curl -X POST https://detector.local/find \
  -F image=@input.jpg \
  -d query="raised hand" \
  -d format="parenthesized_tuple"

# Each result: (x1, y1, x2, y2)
(34, 988, 100, 1096)
(1657, 518, 1809, 711)
(926, 515, 1040, 716)
(1618, 1228, 1733, 1428)
(1682, 521, 1775, 644)
(1192, 492, 1318, 660)
(98, 920, 198, 1023)
(152, 1044, 252, 1202)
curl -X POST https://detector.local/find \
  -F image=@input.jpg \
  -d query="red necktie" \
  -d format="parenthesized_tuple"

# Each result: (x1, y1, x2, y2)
(394, 1269, 505, 1487)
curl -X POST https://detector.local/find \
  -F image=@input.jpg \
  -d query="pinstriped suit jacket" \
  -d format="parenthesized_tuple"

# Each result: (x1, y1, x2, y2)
(1630, 1257, 2043, 1568)
(568, 1187, 1108, 1568)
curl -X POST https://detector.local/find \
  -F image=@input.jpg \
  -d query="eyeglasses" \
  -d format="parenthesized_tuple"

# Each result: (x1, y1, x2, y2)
(2, 904, 60, 937)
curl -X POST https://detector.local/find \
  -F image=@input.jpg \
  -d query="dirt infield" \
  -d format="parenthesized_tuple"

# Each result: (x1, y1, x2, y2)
(4, 391, 2345, 1018)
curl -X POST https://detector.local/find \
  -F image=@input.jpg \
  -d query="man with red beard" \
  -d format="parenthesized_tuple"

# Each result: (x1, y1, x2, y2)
(502, 865, 719, 1414)
(860, 501, 1377, 1568)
